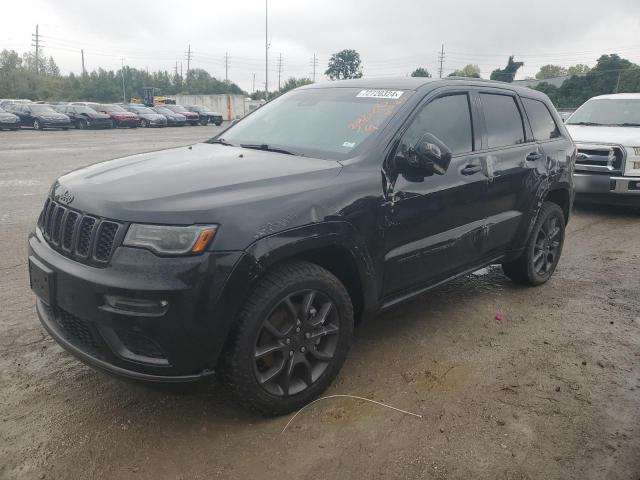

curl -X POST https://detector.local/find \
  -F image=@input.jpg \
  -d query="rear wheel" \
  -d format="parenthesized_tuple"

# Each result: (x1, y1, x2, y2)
(219, 261, 354, 415)
(33, 120, 42, 130)
(502, 202, 565, 286)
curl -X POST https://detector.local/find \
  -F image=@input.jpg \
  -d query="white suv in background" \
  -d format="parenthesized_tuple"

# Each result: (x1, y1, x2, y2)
(565, 93, 640, 206)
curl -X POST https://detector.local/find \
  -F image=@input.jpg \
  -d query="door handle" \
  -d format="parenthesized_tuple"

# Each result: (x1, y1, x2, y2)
(526, 152, 543, 162)
(461, 164, 482, 175)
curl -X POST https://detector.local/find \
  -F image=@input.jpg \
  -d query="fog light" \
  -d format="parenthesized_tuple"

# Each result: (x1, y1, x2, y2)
(102, 295, 169, 316)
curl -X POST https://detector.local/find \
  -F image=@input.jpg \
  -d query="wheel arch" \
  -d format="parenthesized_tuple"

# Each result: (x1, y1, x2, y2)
(243, 221, 378, 325)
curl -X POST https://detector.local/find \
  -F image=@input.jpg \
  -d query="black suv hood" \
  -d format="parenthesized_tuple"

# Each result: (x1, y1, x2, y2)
(55, 142, 342, 228)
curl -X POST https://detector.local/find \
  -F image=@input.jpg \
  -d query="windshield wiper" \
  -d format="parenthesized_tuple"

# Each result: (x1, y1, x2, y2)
(614, 123, 640, 127)
(568, 121, 603, 126)
(240, 144, 301, 156)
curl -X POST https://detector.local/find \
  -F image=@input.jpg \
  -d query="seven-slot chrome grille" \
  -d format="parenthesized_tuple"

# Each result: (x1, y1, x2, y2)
(37, 197, 123, 266)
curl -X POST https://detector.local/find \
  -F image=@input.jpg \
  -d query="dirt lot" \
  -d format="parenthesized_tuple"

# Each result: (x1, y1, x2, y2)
(1, 127, 639, 480)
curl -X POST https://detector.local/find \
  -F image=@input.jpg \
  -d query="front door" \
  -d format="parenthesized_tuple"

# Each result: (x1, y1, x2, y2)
(382, 90, 488, 298)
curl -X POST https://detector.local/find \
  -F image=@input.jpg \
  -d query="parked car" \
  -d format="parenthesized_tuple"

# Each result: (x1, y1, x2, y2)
(125, 104, 167, 127)
(185, 105, 223, 126)
(28, 78, 574, 415)
(159, 104, 200, 125)
(54, 105, 112, 129)
(0, 106, 20, 130)
(0, 98, 32, 109)
(565, 94, 640, 206)
(151, 106, 186, 126)
(71, 103, 138, 128)
(6, 103, 71, 130)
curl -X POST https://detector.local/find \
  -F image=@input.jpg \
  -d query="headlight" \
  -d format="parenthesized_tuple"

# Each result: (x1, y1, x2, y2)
(625, 147, 640, 176)
(123, 224, 217, 255)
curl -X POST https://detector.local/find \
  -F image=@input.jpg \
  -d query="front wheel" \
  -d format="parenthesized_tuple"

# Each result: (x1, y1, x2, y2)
(33, 120, 42, 130)
(502, 202, 565, 286)
(219, 261, 354, 415)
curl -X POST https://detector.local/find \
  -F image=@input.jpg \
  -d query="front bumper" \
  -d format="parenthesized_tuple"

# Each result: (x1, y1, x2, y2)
(88, 119, 112, 129)
(0, 120, 19, 128)
(41, 121, 71, 128)
(29, 229, 247, 382)
(574, 172, 640, 205)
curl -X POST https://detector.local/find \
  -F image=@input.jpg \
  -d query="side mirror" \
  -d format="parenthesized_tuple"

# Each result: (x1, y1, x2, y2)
(393, 133, 452, 181)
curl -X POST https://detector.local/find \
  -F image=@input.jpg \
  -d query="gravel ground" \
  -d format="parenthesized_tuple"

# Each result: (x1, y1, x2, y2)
(1, 127, 639, 480)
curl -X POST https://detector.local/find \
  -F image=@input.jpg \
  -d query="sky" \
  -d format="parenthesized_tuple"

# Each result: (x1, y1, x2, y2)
(3, 0, 640, 93)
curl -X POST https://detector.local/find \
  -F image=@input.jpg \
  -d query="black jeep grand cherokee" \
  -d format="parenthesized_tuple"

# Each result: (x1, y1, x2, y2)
(29, 78, 575, 415)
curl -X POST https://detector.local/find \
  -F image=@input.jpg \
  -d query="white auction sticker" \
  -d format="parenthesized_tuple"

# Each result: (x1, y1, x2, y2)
(356, 89, 404, 99)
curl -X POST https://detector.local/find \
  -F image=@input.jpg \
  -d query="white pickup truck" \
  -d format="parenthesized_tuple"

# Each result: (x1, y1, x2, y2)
(565, 93, 640, 206)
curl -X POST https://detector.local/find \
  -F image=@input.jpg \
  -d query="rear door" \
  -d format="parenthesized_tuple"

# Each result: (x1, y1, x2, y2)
(478, 90, 539, 256)
(382, 88, 488, 297)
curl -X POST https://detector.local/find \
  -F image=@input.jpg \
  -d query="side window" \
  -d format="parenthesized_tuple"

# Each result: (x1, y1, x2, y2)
(522, 98, 560, 141)
(480, 93, 525, 148)
(400, 93, 473, 155)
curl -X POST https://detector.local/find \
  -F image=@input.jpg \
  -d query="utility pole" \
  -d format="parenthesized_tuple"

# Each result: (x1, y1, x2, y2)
(438, 44, 445, 78)
(224, 52, 230, 82)
(174, 61, 178, 76)
(252, 73, 256, 92)
(31, 24, 41, 74)
(185, 44, 192, 78)
(81, 49, 86, 75)
(121, 58, 126, 104)
(265, 0, 268, 94)
(615, 69, 622, 93)
(180, 62, 183, 79)
(311, 53, 318, 82)
(277, 53, 283, 90)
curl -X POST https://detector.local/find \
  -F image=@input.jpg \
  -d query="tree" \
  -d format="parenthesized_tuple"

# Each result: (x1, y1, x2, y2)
(535, 64, 567, 80)
(449, 64, 480, 78)
(410, 67, 431, 77)
(325, 49, 363, 80)
(533, 54, 640, 108)
(567, 64, 591, 76)
(278, 77, 313, 94)
(490, 56, 524, 82)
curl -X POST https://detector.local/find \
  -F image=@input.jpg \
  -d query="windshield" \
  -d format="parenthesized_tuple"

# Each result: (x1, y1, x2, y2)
(153, 107, 172, 115)
(30, 105, 57, 114)
(168, 105, 188, 113)
(75, 106, 98, 114)
(130, 106, 155, 114)
(567, 98, 640, 126)
(101, 104, 126, 113)
(210, 87, 411, 159)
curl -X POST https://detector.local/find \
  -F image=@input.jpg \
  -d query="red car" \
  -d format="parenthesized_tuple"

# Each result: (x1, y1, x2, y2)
(158, 104, 200, 126)
(71, 103, 138, 128)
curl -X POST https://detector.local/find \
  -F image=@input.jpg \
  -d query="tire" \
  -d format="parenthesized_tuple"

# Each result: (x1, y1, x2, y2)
(215, 121, 222, 126)
(77, 119, 88, 130)
(33, 120, 42, 130)
(141, 119, 149, 128)
(200, 119, 209, 126)
(218, 260, 354, 416)
(502, 202, 565, 286)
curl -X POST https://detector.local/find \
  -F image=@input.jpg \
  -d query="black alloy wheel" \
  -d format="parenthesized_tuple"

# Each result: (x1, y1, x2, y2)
(33, 119, 42, 130)
(532, 215, 562, 276)
(502, 202, 565, 286)
(219, 260, 354, 415)
(254, 289, 340, 397)
(77, 119, 88, 129)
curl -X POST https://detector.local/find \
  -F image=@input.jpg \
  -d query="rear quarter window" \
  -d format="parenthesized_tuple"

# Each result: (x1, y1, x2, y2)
(480, 93, 525, 148)
(522, 98, 561, 141)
